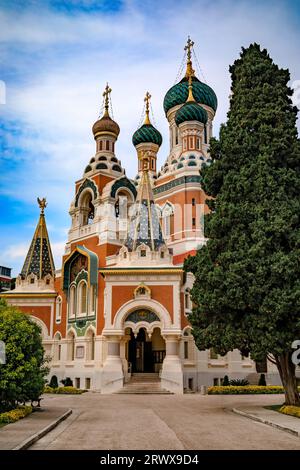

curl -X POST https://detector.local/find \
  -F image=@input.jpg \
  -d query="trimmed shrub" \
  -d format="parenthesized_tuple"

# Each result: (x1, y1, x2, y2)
(44, 386, 86, 395)
(61, 377, 73, 387)
(279, 405, 300, 418)
(0, 405, 32, 424)
(222, 375, 230, 386)
(208, 385, 284, 395)
(258, 374, 267, 386)
(49, 375, 58, 389)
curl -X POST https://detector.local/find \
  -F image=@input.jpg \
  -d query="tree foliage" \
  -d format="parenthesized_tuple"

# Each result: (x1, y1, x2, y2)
(0, 300, 48, 411)
(185, 43, 300, 404)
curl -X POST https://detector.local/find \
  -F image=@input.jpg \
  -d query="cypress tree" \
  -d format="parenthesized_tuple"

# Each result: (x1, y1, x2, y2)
(185, 43, 300, 405)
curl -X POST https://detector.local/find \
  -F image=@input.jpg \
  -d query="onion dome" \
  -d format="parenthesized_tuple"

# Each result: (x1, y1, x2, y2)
(163, 37, 217, 115)
(175, 101, 207, 126)
(92, 84, 120, 138)
(132, 92, 162, 147)
(164, 76, 217, 115)
(175, 67, 208, 126)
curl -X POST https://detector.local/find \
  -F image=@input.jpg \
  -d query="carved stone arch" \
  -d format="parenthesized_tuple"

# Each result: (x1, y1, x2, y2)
(161, 201, 174, 216)
(75, 178, 98, 207)
(85, 325, 96, 337)
(113, 298, 172, 331)
(29, 315, 49, 340)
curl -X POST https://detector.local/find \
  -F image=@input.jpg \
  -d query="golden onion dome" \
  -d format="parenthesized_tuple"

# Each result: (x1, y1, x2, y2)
(92, 83, 120, 138)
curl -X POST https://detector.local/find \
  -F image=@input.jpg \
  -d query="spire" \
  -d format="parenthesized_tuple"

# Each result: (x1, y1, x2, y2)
(125, 151, 165, 252)
(184, 36, 195, 79)
(187, 73, 196, 102)
(21, 198, 55, 279)
(144, 91, 151, 125)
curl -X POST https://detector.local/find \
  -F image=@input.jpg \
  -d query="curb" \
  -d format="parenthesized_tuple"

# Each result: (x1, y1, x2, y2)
(232, 408, 300, 437)
(13, 409, 72, 450)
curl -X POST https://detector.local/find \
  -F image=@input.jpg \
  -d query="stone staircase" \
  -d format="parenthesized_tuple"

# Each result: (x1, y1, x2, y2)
(116, 373, 173, 395)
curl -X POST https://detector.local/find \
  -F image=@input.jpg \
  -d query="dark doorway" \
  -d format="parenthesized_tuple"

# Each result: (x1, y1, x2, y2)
(128, 329, 154, 373)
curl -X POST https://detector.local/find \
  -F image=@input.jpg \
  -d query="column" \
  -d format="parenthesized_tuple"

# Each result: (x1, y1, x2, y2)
(161, 334, 183, 394)
(101, 335, 124, 394)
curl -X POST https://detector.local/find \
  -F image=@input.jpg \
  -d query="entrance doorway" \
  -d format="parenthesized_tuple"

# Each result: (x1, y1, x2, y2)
(127, 327, 166, 374)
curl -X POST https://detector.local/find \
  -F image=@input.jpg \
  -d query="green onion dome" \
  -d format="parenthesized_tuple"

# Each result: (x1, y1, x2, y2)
(132, 123, 162, 147)
(175, 101, 208, 126)
(164, 76, 217, 115)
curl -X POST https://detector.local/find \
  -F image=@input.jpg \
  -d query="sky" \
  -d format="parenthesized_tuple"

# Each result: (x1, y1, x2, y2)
(0, 0, 300, 277)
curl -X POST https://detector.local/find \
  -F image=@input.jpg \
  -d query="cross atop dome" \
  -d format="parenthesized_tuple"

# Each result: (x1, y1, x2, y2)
(144, 91, 151, 125)
(184, 36, 195, 79)
(103, 83, 112, 117)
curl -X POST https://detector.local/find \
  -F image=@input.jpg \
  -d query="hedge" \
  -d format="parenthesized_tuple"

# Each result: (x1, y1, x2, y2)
(279, 405, 300, 418)
(44, 386, 86, 395)
(208, 385, 284, 394)
(0, 405, 32, 424)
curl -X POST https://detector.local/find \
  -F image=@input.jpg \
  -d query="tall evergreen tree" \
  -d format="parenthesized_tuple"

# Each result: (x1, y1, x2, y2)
(185, 43, 300, 405)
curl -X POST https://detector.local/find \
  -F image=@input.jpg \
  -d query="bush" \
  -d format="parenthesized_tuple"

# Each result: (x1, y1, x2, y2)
(229, 379, 249, 386)
(0, 300, 49, 412)
(208, 385, 284, 395)
(61, 377, 73, 387)
(258, 374, 267, 386)
(222, 375, 230, 386)
(279, 405, 300, 418)
(44, 386, 86, 395)
(0, 405, 32, 424)
(49, 375, 58, 389)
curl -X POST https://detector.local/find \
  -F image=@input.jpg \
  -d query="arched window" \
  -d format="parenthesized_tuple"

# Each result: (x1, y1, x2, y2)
(185, 289, 191, 312)
(53, 332, 61, 362)
(69, 284, 76, 318)
(86, 329, 95, 361)
(56, 296, 62, 323)
(80, 191, 94, 226)
(89, 285, 96, 315)
(78, 280, 87, 316)
(106, 140, 110, 151)
(67, 331, 75, 361)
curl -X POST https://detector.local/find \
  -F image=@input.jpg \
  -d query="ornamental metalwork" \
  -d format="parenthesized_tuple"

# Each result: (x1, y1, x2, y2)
(125, 309, 160, 324)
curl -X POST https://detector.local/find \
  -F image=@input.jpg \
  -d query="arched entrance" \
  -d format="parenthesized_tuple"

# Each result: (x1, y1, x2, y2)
(126, 326, 166, 374)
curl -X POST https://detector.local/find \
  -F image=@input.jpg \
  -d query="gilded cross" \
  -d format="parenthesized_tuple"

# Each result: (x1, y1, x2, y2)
(144, 91, 151, 125)
(103, 83, 112, 115)
(184, 36, 194, 62)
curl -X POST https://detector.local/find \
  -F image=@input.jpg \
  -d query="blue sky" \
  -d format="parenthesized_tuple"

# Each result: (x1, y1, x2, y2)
(0, 0, 300, 277)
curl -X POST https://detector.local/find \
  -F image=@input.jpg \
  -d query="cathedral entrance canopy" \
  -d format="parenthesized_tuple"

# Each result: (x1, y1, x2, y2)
(62, 245, 98, 291)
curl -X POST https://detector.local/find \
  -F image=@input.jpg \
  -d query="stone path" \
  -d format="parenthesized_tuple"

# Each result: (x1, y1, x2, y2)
(27, 393, 300, 450)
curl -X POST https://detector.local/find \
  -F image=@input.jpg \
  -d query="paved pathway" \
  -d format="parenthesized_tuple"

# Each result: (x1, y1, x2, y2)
(28, 393, 300, 450)
(0, 406, 70, 450)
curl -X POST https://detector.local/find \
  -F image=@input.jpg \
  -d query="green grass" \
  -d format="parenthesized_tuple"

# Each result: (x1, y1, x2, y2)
(264, 404, 283, 412)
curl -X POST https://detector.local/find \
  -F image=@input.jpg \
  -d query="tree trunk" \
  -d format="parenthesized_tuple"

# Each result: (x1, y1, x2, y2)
(275, 352, 300, 406)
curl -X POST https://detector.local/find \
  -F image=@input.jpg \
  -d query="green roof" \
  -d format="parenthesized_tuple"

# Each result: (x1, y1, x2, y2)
(164, 76, 217, 115)
(132, 124, 162, 147)
(175, 101, 208, 126)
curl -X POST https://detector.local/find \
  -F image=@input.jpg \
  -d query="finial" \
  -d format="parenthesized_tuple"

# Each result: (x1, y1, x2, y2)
(184, 36, 195, 79)
(144, 91, 151, 125)
(103, 83, 112, 117)
(37, 197, 47, 214)
(187, 73, 196, 102)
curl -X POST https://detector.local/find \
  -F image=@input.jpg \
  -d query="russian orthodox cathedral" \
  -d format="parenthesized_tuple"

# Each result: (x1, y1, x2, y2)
(2, 38, 276, 393)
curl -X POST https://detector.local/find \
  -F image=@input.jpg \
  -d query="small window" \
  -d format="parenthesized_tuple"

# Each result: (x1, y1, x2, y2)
(151, 159, 154, 170)
(46, 279, 50, 285)
(123, 252, 127, 259)
(99, 141, 103, 151)
(106, 140, 110, 151)
(213, 378, 219, 386)
(75, 378, 80, 389)
(188, 378, 193, 390)
(30, 278, 34, 284)
(196, 137, 200, 149)
(85, 378, 91, 389)
(192, 198, 195, 206)
(160, 251, 165, 259)
(184, 341, 189, 359)
(140, 250, 146, 257)
(192, 218, 196, 227)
